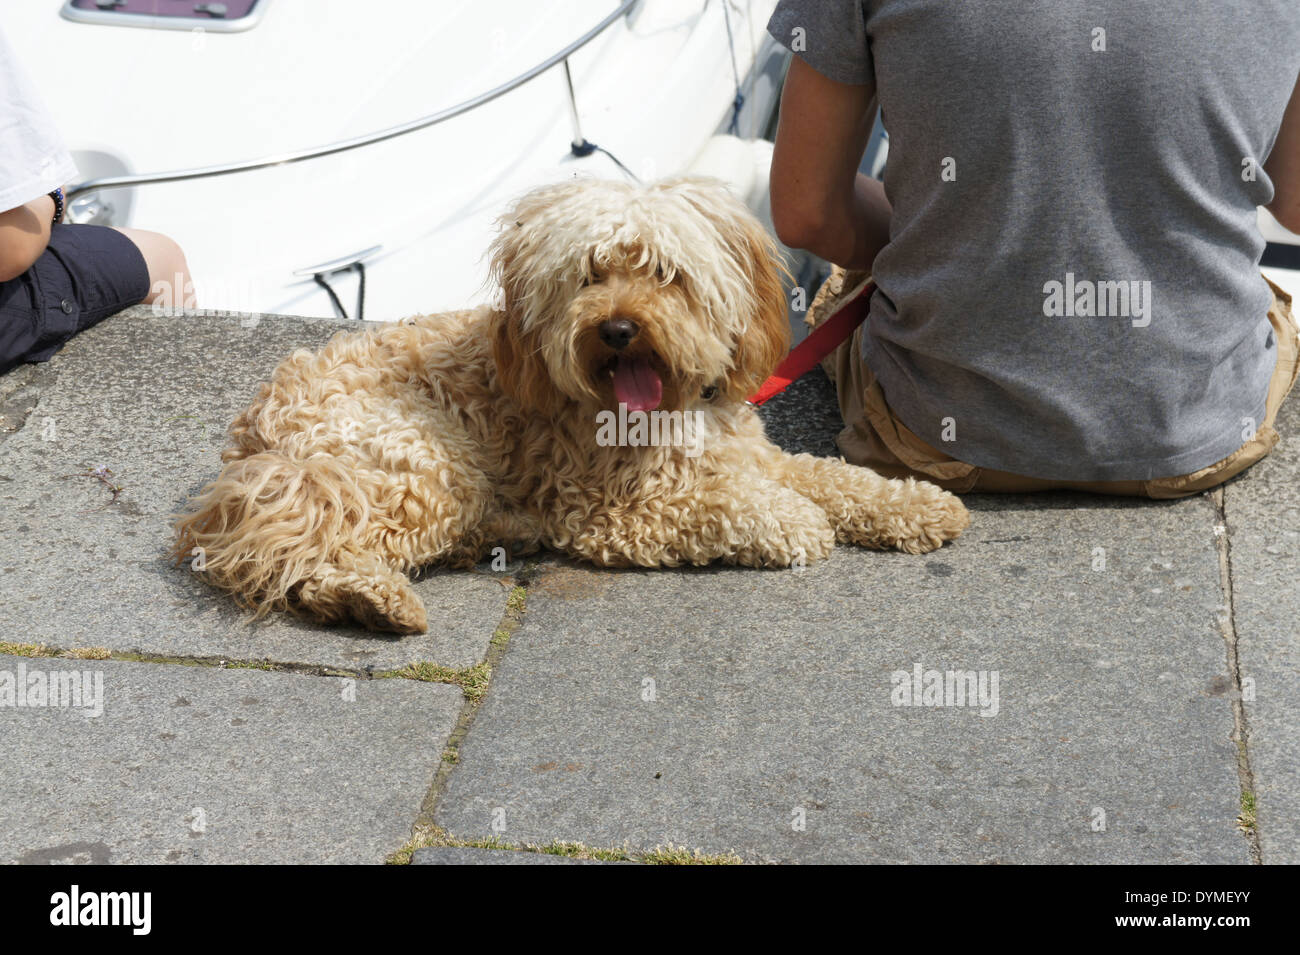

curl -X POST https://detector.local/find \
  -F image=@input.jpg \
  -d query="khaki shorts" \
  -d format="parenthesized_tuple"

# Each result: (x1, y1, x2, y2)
(812, 267, 1300, 498)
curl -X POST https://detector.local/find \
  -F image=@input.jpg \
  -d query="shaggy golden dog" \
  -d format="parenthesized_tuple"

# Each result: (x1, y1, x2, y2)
(173, 177, 968, 633)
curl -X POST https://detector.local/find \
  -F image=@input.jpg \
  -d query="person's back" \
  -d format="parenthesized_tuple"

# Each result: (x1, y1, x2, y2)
(768, 0, 1300, 488)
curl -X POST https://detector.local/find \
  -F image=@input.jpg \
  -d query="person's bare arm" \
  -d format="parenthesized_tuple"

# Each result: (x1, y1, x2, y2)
(0, 195, 55, 283)
(769, 55, 890, 270)
(1266, 70, 1300, 233)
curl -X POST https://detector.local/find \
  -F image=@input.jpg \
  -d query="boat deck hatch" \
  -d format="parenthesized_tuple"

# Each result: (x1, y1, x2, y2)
(61, 0, 269, 32)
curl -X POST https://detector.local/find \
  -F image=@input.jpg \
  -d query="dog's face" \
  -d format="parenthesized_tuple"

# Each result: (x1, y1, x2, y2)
(489, 177, 789, 417)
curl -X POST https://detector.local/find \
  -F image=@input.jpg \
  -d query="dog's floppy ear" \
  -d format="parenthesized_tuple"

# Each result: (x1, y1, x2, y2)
(661, 177, 791, 402)
(489, 201, 565, 417)
(727, 220, 790, 401)
(490, 306, 563, 416)
(720, 201, 791, 402)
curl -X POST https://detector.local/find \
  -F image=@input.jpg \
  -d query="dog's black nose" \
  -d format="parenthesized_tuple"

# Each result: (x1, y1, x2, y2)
(599, 317, 639, 350)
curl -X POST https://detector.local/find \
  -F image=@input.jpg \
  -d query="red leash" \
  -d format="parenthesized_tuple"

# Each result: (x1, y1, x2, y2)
(747, 279, 875, 406)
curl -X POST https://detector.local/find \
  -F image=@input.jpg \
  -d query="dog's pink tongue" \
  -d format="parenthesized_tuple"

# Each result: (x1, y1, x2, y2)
(612, 356, 662, 412)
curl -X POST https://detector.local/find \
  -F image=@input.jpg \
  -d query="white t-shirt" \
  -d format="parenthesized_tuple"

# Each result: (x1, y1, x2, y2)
(0, 24, 78, 213)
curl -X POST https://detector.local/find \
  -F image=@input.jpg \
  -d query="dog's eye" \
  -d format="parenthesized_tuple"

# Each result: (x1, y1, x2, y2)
(581, 270, 602, 288)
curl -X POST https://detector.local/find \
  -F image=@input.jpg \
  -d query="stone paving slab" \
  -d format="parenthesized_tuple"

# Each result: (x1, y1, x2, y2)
(0, 308, 511, 671)
(1224, 396, 1300, 864)
(436, 493, 1249, 863)
(0, 653, 461, 864)
(411, 847, 626, 864)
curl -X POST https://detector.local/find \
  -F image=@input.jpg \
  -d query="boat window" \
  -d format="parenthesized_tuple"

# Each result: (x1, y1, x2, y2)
(62, 0, 269, 32)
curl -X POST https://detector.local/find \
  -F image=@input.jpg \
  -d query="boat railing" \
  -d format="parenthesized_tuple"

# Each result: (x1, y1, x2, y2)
(65, 0, 639, 205)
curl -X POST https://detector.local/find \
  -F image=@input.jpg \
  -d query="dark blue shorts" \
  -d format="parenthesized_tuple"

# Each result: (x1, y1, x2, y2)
(0, 223, 150, 375)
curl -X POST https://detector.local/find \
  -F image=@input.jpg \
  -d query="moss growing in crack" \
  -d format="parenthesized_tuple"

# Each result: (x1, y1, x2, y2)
(637, 844, 743, 865)
(386, 825, 504, 865)
(1238, 791, 1257, 832)
(0, 642, 111, 660)
(386, 825, 742, 865)
(533, 841, 630, 862)
(383, 661, 491, 702)
(0, 641, 52, 658)
(490, 585, 526, 649)
(110, 652, 208, 668)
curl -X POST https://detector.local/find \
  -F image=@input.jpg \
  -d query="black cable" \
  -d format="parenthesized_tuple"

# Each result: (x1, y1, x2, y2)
(354, 261, 366, 322)
(313, 273, 348, 320)
(718, 0, 745, 135)
(569, 138, 641, 182)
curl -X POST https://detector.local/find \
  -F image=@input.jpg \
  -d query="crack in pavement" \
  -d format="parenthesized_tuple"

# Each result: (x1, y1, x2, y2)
(1212, 484, 1262, 863)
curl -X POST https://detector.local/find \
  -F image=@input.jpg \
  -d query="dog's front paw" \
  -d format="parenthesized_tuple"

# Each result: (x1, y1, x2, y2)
(348, 581, 429, 634)
(839, 478, 970, 554)
(895, 482, 970, 554)
(735, 491, 836, 568)
(300, 566, 429, 634)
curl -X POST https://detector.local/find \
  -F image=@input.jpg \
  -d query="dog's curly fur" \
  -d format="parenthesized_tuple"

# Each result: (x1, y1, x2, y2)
(173, 177, 969, 633)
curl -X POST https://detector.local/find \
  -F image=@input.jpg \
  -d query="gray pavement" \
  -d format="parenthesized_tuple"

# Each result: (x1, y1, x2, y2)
(0, 308, 512, 672)
(0, 307, 1287, 864)
(435, 500, 1246, 863)
(1224, 395, 1300, 864)
(0, 654, 461, 863)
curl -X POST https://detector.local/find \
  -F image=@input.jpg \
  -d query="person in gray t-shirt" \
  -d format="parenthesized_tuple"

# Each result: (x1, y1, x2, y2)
(767, 0, 1300, 493)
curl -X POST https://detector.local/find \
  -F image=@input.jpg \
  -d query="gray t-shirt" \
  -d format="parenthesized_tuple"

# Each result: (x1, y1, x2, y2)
(768, 0, 1300, 481)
